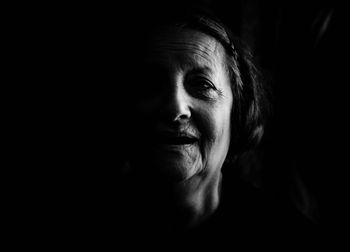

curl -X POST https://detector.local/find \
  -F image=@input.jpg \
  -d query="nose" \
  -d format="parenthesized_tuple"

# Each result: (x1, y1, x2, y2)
(162, 84, 191, 123)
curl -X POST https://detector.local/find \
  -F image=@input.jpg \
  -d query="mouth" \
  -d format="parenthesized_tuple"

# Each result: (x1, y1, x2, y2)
(161, 136, 197, 145)
(156, 133, 199, 146)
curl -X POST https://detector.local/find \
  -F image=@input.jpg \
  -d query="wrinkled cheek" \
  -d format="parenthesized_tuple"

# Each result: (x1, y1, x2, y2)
(151, 144, 203, 181)
(213, 126, 231, 167)
(199, 115, 231, 174)
(199, 138, 215, 172)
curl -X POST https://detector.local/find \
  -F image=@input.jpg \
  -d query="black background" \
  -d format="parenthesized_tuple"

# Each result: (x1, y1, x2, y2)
(10, 0, 347, 248)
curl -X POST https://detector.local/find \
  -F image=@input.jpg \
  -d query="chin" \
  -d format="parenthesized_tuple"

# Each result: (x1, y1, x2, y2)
(153, 158, 202, 182)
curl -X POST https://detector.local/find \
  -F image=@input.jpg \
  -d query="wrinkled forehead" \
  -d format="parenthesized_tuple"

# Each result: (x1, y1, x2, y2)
(144, 28, 227, 71)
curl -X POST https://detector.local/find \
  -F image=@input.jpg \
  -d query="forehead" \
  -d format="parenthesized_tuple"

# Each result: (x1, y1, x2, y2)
(146, 28, 227, 71)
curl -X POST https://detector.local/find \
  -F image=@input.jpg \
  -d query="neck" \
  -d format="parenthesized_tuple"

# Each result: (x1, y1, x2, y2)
(123, 166, 223, 231)
(172, 170, 223, 229)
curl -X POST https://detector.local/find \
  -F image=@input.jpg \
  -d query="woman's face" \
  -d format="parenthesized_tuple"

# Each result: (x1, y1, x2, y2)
(132, 28, 233, 185)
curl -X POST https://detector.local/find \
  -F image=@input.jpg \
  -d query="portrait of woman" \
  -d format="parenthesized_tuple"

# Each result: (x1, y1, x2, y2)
(118, 2, 268, 230)
(105, 1, 320, 248)
(28, 0, 345, 249)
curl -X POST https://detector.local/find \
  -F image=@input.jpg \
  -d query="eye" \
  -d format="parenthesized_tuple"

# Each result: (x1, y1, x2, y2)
(185, 75, 219, 100)
(189, 76, 216, 91)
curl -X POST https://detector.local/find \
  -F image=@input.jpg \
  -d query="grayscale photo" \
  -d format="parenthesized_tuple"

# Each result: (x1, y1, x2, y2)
(10, 0, 346, 250)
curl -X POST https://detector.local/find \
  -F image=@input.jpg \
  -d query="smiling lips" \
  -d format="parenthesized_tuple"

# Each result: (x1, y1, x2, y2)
(156, 133, 198, 145)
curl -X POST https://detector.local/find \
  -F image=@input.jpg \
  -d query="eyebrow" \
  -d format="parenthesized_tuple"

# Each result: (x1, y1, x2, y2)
(186, 66, 213, 76)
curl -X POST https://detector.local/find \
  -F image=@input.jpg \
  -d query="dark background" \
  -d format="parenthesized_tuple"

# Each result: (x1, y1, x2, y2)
(55, 0, 343, 223)
(13, 0, 347, 246)
(67, 0, 342, 225)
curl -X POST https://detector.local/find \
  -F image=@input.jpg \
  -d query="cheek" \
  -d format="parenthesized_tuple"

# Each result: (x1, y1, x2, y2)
(197, 102, 232, 160)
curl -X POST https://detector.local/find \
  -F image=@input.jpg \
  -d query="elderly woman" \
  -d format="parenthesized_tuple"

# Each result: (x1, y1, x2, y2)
(44, 2, 322, 250)
(116, 3, 269, 239)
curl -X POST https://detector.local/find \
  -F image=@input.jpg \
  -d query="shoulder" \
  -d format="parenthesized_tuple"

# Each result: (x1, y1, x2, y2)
(193, 169, 322, 247)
